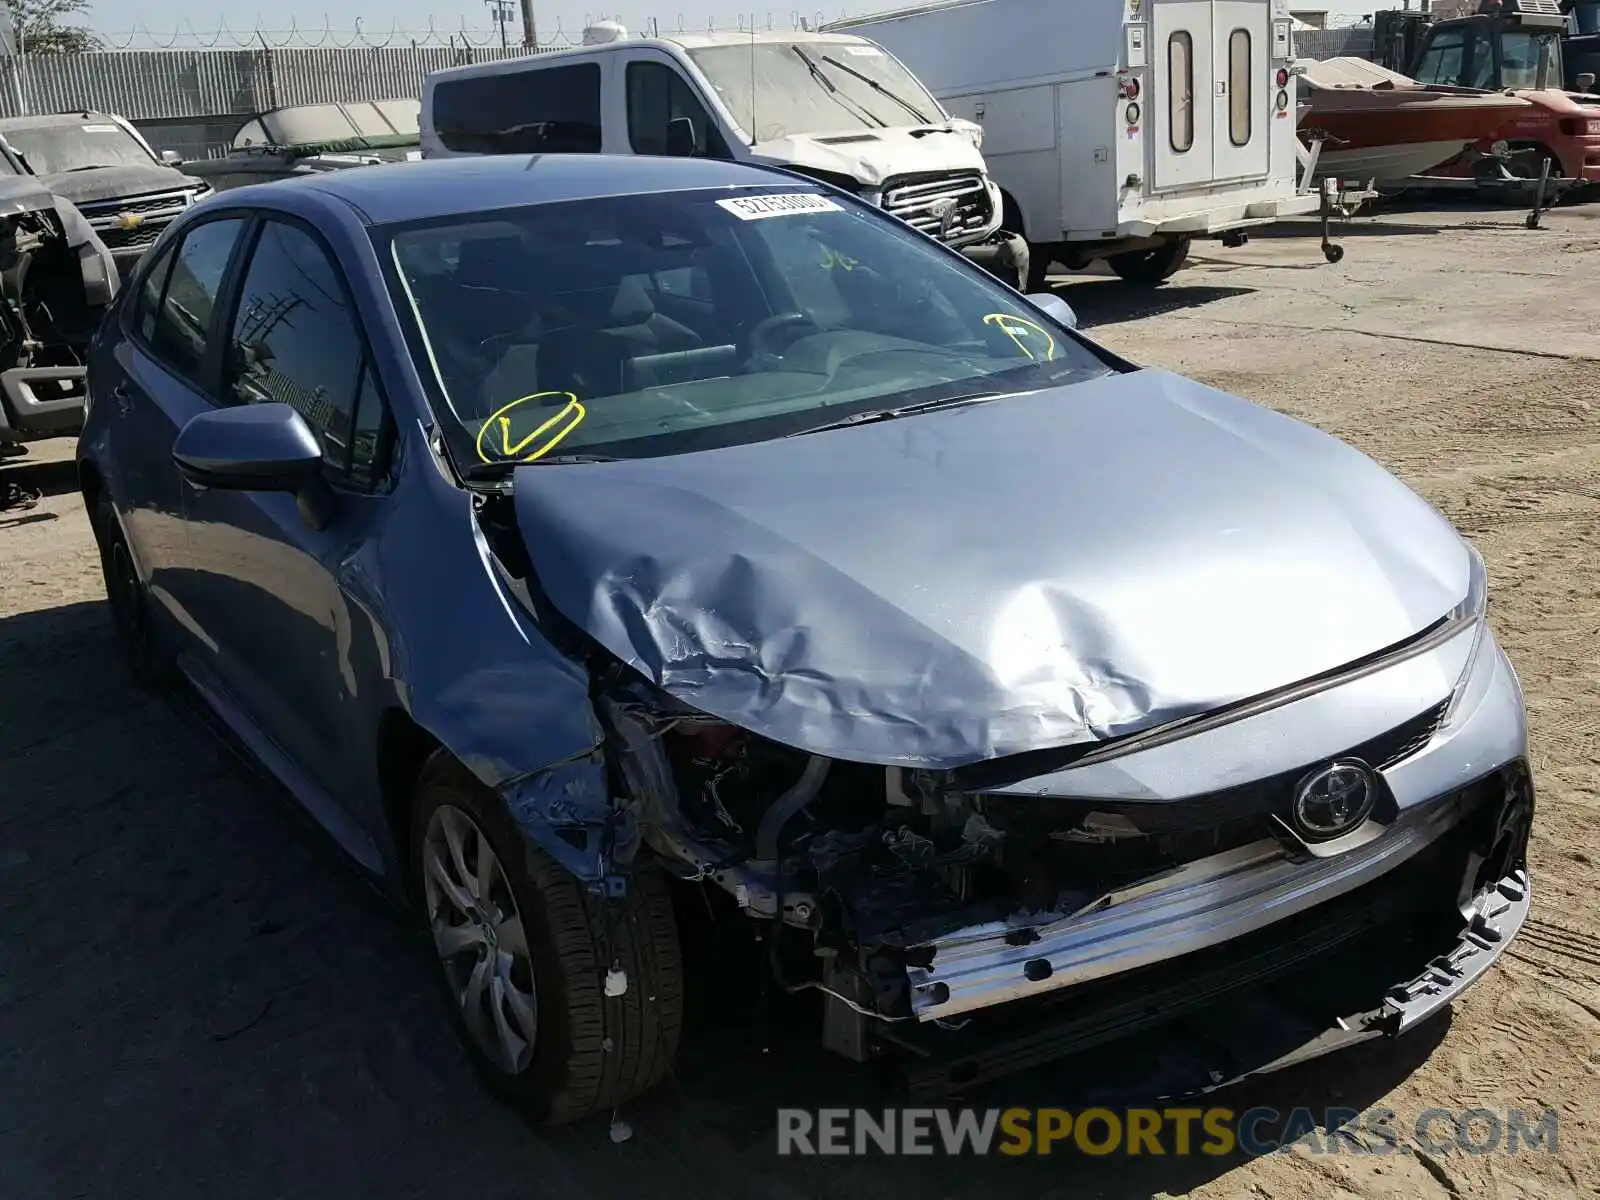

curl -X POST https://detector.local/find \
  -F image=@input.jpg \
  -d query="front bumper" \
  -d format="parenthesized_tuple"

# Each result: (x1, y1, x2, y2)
(0, 365, 87, 444)
(954, 229, 1030, 286)
(880, 619, 1533, 1092)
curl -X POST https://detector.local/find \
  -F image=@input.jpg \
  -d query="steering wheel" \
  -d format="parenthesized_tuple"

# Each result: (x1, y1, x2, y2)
(747, 312, 822, 361)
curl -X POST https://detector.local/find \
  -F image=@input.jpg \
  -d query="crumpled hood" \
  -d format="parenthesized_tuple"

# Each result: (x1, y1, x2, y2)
(748, 123, 986, 188)
(512, 369, 1470, 769)
(37, 163, 192, 206)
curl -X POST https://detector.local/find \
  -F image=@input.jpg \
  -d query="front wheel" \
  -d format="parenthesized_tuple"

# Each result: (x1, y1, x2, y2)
(1107, 236, 1192, 285)
(411, 752, 684, 1125)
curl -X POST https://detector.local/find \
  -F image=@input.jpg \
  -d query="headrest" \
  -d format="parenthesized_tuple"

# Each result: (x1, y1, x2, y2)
(456, 235, 525, 289)
(607, 275, 655, 325)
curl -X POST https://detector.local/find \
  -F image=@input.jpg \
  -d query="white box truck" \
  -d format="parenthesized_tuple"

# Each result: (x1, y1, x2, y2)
(419, 24, 1029, 284)
(828, 0, 1325, 287)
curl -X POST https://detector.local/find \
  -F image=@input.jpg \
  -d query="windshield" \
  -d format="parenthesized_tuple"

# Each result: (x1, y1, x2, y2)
(1500, 31, 1563, 90)
(381, 186, 1110, 477)
(3, 121, 155, 173)
(688, 40, 942, 141)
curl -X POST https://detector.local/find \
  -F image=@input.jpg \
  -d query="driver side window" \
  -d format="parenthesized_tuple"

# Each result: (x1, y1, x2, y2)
(626, 62, 730, 158)
(221, 219, 389, 487)
(1413, 29, 1467, 87)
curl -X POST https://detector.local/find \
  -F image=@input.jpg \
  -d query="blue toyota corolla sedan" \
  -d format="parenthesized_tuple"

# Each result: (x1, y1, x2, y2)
(79, 154, 1534, 1124)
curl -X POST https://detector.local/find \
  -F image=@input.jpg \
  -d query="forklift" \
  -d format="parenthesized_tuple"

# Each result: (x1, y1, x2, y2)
(1373, 1, 1596, 94)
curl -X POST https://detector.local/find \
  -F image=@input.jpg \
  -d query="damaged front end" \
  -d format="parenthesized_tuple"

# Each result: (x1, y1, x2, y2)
(0, 178, 118, 443)
(485, 374, 1534, 1090)
(584, 662, 1532, 1093)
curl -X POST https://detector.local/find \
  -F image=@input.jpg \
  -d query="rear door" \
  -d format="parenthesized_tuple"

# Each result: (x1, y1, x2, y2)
(103, 215, 252, 641)
(1210, 0, 1271, 181)
(1152, 0, 1215, 189)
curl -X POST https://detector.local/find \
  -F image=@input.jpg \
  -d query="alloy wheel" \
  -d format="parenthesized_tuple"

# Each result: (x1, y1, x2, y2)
(422, 804, 540, 1075)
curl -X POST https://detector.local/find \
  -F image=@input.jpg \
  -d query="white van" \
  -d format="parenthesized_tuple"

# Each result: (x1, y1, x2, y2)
(419, 24, 1029, 284)
(829, 0, 1326, 286)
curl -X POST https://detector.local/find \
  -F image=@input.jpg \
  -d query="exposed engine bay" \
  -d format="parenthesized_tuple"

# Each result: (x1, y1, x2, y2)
(0, 179, 118, 443)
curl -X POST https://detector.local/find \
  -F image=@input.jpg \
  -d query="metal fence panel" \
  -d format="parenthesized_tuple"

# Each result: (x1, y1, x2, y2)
(1295, 28, 1377, 62)
(0, 49, 266, 120)
(0, 45, 548, 124)
(263, 45, 541, 109)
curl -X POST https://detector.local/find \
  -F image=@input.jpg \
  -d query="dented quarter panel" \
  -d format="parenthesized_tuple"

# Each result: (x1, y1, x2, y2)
(512, 368, 1473, 769)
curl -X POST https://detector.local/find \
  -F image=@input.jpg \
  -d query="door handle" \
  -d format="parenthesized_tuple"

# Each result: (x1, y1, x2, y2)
(110, 382, 133, 417)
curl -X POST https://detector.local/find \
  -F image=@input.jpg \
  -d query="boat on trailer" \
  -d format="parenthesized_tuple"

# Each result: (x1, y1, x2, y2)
(182, 100, 421, 192)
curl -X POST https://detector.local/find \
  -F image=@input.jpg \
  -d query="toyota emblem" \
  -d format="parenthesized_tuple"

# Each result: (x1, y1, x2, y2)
(1290, 761, 1376, 842)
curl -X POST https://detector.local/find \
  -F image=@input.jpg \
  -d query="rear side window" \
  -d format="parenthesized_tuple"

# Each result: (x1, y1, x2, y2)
(431, 63, 603, 154)
(148, 217, 247, 382)
(133, 242, 177, 344)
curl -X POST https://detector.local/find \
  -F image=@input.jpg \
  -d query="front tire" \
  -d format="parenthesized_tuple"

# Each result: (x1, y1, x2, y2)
(410, 751, 683, 1125)
(1107, 236, 1192, 285)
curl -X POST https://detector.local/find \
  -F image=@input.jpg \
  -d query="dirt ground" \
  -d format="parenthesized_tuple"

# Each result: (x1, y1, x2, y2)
(1, 204, 1596, 1200)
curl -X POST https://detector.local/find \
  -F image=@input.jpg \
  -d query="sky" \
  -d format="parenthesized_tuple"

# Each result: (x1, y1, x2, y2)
(96, 2, 1377, 50)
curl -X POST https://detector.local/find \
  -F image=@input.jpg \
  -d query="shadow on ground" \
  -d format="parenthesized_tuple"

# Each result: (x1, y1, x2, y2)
(1046, 278, 1256, 329)
(1, 450, 80, 500)
(0, 599, 1452, 1200)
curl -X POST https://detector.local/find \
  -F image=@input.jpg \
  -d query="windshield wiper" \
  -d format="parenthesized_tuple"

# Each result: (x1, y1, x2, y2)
(462, 453, 618, 482)
(818, 54, 933, 124)
(788, 391, 1006, 437)
(792, 45, 888, 129)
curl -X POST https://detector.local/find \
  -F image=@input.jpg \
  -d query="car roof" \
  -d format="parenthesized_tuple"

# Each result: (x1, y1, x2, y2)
(263, 153, 811, 225)
(427, 30, 875, 79)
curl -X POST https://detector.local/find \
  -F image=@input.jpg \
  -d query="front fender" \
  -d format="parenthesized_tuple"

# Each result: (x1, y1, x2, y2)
(375, 478, 634, 893)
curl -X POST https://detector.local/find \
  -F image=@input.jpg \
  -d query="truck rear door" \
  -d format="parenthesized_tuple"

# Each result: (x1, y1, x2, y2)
(1153, 0, 1216, 189)
(1209, 1, 1270, 181)
(1151, 0, 1270, 188)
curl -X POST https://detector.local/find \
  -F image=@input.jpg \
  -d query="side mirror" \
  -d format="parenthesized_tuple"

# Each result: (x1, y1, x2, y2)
(664, 116, 698, 157)
(1025, 292, 1079, 330)
(159, 148, 183, 165)
(1579, 72, 1597, 93)
(172, 402, 323, 492)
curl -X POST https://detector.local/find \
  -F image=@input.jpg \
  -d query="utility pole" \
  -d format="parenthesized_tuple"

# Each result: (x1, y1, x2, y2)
(485, 0, 514, 49)
(519, 0, 537, 48)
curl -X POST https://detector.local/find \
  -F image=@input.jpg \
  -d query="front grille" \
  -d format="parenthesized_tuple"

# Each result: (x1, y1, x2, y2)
(1355, 700, 1448, 770)
(97, 221, 168, 251)
(980, 700, 1452, 861)
(880, 171, 992, 242)
(79, 189, 191, 220)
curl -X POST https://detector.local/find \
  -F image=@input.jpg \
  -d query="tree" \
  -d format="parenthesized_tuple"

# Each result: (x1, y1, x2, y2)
(1, 0, 101, 55)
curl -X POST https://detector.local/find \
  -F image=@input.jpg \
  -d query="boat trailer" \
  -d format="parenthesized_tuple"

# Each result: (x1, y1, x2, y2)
(1297, 132, 1380, 263)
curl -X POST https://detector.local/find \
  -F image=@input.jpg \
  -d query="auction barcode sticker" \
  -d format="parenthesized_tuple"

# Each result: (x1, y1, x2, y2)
(716, 193, 844, 220)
